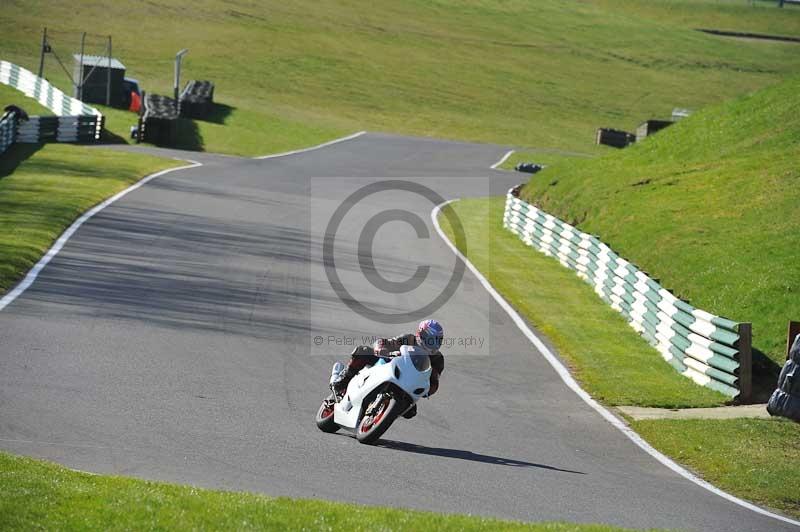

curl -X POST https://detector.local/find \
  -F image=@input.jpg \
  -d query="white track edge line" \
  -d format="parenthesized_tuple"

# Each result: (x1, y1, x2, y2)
(431, 199, 800, 528)
(254, 131, 366, 160)
(0, 160, 203, 312)
(490, 149, 514, 169)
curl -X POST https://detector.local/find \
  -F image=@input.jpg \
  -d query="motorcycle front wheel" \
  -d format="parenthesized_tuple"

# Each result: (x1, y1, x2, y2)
(356, 392, 406, 444)
(315, 395, 340, 433)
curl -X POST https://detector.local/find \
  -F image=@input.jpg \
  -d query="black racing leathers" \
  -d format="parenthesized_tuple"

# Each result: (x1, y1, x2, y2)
(344, 333, 444, 395)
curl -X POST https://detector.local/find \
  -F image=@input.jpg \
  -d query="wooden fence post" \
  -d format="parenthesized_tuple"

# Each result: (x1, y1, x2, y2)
(787, 321, 800, 361)
(738, 322, 752, 404)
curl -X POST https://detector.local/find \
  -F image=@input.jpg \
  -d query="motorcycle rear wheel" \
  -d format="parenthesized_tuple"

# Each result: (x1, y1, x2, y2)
(356, 392, 405, 444)
(315, 396, 340, 433)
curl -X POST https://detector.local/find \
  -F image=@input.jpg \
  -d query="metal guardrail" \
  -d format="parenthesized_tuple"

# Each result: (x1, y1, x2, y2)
(0, 60, 104, 144)
(504, 186, 751, 400)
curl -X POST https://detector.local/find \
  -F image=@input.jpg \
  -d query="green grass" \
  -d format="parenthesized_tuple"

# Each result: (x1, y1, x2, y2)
(632, 418, 800, 519)
(593, 0, 800, 36)
(0, 143, 176, 294)
(2, 0, 799, 155)
(0, 84, 52, 116)
(520, 75, 800, 368)
(439, 197, 727, 408)
(0, 451, 650, 532)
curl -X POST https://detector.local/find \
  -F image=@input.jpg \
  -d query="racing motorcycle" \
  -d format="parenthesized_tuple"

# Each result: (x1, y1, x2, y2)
(315, 345, 432, 444)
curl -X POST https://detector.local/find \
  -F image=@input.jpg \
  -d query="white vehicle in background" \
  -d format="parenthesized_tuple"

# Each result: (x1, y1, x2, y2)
(315, 345, 432, 444)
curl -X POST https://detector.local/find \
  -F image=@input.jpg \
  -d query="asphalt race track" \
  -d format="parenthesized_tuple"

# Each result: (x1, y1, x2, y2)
(0, 133, 795, 531)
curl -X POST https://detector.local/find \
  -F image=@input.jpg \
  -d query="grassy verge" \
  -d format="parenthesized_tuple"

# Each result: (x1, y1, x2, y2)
(0, 143, 177, 295)
(2, 1, 799, 155)
(0, 452, 649, 532)
(519, 75, 800, 368)
(631, 418, 800, 519)
(95, 99, 348, 157)
(439, 197, 727, 408)
(437, 198, 799, 519)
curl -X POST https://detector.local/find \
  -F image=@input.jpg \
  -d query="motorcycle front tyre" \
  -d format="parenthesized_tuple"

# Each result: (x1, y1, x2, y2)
(356, 392, 407, 445)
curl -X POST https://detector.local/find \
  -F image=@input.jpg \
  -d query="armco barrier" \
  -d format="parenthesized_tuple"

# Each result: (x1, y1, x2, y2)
(0, 61, 103, 144)
(503, 186, 751, 400)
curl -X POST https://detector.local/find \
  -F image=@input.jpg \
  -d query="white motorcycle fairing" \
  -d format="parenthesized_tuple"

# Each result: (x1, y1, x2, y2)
(333, 345, 432, 430)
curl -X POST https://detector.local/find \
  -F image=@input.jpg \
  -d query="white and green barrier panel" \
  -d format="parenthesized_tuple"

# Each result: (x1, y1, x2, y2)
(0, 110, 15, 155)
(0, 60, 103, 143)
(503, 186, 752, 400)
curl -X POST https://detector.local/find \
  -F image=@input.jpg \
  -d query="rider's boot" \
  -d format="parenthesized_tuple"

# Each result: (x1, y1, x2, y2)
(332, 366, 358, 397)
(402, 404, 417, 419)
(332, 346, 374, 398)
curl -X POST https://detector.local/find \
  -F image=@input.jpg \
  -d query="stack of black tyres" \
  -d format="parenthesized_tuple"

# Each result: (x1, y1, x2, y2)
(768, 334, 800, 422)
(596, 128, 635, 149)
(180, 80, 215, 119)
(141, 94, 179, 145)
(515, 162, 543, 174)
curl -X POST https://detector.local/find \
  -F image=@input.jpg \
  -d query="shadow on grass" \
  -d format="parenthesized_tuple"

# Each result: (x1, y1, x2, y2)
(0, 143, 42, 178)
(201, 103, 235, 125)
(751, 348, 783, 404)
(98, 127, 130, 145)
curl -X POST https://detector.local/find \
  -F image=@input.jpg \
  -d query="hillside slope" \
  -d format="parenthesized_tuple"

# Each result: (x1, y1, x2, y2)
(1, 0, 799, 155)
(520, 76, 800, 368)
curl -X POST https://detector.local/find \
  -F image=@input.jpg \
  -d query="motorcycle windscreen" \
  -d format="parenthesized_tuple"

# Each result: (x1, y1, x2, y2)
(409, 352, 431, 371)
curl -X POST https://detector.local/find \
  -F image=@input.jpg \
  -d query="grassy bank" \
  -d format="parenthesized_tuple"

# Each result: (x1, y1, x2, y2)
(437, 198, 799, 519)
(632, 418, 800, 519)
(519, 75, 800, 368)
(0, 84, 52, 118)
(0, 143, 176, 295)
(2, 1, 799, 155)
(0, 452, 648, 532)
(438, 197, 727, 408)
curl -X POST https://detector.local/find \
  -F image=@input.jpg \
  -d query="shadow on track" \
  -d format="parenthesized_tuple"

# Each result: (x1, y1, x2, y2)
(15, 201, 422, 337)
(377, 439, 585, 474)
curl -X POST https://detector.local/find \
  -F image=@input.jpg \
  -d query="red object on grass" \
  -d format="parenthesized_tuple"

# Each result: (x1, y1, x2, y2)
(129, 91, 141, 113)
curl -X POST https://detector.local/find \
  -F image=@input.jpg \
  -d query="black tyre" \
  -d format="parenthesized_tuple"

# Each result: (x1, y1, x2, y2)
(356, 392, 406, 445)
(315, 396, 340, 433)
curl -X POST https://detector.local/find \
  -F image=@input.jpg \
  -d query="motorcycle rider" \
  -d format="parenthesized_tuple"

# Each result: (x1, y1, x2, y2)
(332, 319, 445, 418)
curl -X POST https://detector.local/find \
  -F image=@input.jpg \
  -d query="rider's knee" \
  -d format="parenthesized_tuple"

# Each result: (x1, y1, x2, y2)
(350, 345, 374, 359)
